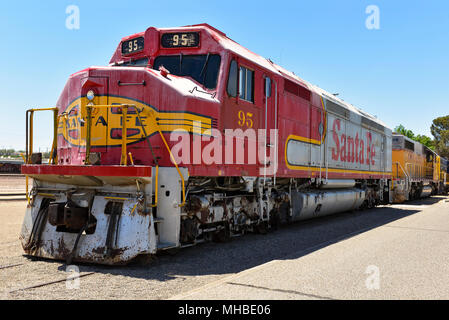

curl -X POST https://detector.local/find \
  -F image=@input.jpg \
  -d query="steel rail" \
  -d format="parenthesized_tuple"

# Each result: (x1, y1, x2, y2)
(0, 263, 24, 270)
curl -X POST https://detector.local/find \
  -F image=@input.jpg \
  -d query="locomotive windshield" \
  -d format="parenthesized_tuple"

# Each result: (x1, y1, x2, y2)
(113, 58, 149, 67)
(153, 54, 221, 90)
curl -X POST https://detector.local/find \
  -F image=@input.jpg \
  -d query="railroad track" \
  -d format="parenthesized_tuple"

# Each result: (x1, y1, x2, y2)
(0, 192, 26, 201)
(0, 260, 96, 295)
(0, 263, 24, 270)
(8, 272, 96, 294)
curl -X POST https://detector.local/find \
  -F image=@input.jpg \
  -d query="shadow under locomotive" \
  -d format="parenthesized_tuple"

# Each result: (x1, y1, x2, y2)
(388, 196, 444, 206)
(44, 197, 436, 281)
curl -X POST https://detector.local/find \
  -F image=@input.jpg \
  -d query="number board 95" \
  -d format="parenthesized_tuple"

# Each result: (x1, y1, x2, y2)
(161, 32, 200, 48)
(122, 37, 144, 55)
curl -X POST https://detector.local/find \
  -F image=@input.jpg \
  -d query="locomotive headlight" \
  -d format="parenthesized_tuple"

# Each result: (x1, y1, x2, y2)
(86, 90, 95, 101)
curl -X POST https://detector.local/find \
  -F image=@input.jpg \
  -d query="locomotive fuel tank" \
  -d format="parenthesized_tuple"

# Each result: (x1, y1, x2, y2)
(291, 188, 366, 221)
(420, 185, 433, 198)
(319, 179, 356, 189)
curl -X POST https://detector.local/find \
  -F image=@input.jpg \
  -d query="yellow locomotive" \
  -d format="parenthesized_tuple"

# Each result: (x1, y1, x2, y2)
(392, 133, 445, 202)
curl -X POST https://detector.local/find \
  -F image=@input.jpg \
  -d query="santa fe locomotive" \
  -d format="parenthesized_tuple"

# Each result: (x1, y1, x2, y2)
(20, 24, 448, 265)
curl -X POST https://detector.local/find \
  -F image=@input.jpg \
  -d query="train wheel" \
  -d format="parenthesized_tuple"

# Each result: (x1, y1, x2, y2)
(166, 247, 181, 256)
(212, 225, 230, 243)
(269, 208, 280, 230)
(255, 221, 269, 235)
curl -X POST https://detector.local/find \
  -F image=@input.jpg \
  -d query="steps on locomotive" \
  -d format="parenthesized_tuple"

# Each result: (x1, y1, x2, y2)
(157, 241, 178, 250)
(153, 167, 189, 251)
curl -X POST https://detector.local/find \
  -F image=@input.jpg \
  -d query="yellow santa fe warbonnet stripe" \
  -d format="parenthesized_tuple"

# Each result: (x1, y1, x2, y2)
(285, 134, 392, 176)
(58, 96, 213, 147)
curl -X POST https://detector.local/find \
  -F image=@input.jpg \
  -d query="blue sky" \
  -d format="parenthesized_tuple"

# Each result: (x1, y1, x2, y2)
(0, 0, 448, 150)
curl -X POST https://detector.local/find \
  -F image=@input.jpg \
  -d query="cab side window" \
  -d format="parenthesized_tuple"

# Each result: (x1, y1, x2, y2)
(226, 60, 254, 103)
(264, 77, 272, 97)
(227, 60, 238, 97)
(239, 66, 254, 102)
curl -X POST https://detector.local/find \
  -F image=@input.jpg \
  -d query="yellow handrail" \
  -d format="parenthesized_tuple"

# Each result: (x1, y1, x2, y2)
(26, 107, 58, 165)
(85, 104, 129, 166)
(20, 153, 30, 205)
(30, 103, 186, 208)
(52, 113, 70, 164)
(158, 128, 186, 207)
(104, 196, 128, 201)
(37, 192, 57, 199)
(121, 105, 128, 166)
(143, 108, 186, 207)
(152, 165, 159, 208)
(89, 104, 186, 207)
(128, 152, 134, 165)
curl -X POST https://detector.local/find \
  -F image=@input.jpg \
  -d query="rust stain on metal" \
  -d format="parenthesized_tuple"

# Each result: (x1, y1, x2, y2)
(49, 239, 55, 256)
(57, 237, 71, 258)
(109, 248, 125, 258)
(200, 208, 209, 224)
(92, 246, 105, 254)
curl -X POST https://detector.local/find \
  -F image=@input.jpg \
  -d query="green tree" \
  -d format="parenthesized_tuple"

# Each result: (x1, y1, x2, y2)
(431, 116, 449, 158)
(394, 125, 415, 140)
(0, 149, 15, 157)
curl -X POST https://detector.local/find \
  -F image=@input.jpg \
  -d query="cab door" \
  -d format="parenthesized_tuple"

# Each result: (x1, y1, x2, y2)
(310, 105, 325, 170)
(222, 58, 260, 174)
(262, 76, 277, 177)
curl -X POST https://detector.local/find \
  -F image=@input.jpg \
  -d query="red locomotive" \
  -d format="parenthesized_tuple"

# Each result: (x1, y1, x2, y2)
(21, 24, 399, 264)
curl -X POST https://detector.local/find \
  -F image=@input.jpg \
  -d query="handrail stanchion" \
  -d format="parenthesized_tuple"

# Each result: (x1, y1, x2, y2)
(26, 110, 29, 163)
(85, 106, 92, 165)
(25, 108, 58, 164)
(144, 107, 186, 207)
(20, 153, 30, 205)
(128, 152, 134, 166)
(152, 165, 159, 208)
(120, 105, 128, 166)
(23, 107, 58, 205)
(396, 161, 410, 191)
(50, 109, 58, 164)
(29, 110, 34, 164)
(84, 104, 131, 166)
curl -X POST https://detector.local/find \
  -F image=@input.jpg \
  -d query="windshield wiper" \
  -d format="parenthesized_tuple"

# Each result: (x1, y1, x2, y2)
(179, 53, 183, 73)
(200, 53, 210, 82)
